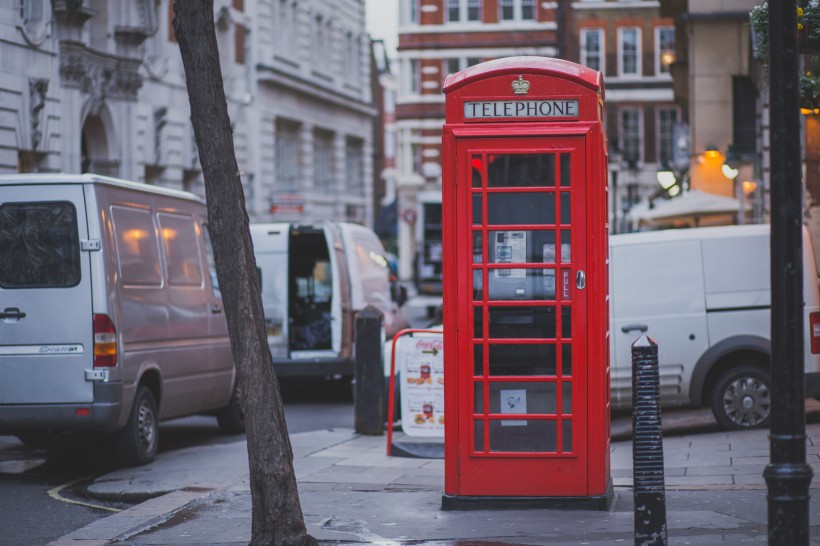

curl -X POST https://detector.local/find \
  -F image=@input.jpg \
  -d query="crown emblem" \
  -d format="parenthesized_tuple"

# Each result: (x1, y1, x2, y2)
(511, 75, 531, 95)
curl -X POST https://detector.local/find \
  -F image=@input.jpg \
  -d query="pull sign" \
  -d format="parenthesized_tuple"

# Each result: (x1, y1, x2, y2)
(561, 268, 572, 300)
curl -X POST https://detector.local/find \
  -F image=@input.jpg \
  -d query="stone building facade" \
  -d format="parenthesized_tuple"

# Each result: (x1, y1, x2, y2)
(2, 0, 376, 225)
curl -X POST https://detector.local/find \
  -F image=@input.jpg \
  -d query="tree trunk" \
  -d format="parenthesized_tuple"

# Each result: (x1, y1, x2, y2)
(172, 3, 316, 545)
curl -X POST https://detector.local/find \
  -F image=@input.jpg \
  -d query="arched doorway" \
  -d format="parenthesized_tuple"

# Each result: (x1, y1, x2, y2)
(80, 104, 119, 176)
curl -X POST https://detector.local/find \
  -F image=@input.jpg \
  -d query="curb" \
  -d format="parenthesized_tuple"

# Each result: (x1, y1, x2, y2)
(48, 488, 216, 546)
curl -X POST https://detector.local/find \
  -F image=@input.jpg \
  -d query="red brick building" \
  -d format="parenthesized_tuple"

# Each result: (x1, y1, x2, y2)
(395, 0, 677, 289)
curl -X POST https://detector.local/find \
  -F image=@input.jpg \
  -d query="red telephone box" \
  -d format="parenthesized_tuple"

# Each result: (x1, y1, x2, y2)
(441, 57, 611, 509)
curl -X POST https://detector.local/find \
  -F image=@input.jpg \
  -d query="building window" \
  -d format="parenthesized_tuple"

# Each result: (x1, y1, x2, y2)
(446, 0, 482, 22)
(499, 0, 532, 21)
(446, 0, 460, 22)
(618, 27, 641, 77)
(346, 138, 364, 195)
(408, 0, 420, 24)
(19, 0, 43, 26)
(620, 108, 642, 166)
(499, 0, 514, 20)
(580, 28, 604, 72)
(277, 0, 299, 57)
(313, 15, 324, 68)
(656, 27, 675, 75)
(290, 2, 299, 55)
(409, 59, 420, 94)
(345, 32, 360, 84)
(411, 143, 422, 175)
(276, 120, 301, 192)
(657, 108, 678, 167)
(276, 0, 287, 52)
(314, 130, 335, 192)
(326, 20, 333, 70)
(406, 129, 423, 175)
(467, 57, 482, 67)
(18, 0, 48, 43)
(467, 0, 482, 21)
(521, 0, 534, 20)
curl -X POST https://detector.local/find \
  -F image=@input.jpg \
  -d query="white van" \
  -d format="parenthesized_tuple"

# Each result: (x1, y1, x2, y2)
(0, 174, 241, 465)
(250, 222, 407, 377)
(610, 224, 820, 429)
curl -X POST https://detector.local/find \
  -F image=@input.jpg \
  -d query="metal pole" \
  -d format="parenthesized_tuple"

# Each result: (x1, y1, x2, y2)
(354, 306, 385, 436)
(631, 335, 668, 546)
(764, 1, 813, 544)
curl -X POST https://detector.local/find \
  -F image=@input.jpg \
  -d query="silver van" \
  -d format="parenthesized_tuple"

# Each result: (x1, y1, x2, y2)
(0, 174, 242, 465)
(610, 224, 820, 429)
(251, 222, 407, 377)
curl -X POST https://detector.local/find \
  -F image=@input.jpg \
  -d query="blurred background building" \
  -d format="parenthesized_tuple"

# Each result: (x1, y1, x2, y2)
(4, 0, 377, 226)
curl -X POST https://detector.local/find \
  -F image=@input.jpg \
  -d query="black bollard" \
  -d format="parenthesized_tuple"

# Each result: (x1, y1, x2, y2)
(354, 305, 385, 435)
(631, 335, 667, 546)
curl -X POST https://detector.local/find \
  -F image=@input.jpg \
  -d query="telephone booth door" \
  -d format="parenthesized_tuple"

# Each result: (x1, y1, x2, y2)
(455, 136, 588, 496)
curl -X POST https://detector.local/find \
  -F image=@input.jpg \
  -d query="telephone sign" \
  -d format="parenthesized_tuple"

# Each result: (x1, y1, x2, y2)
(441, 57, 611, 509)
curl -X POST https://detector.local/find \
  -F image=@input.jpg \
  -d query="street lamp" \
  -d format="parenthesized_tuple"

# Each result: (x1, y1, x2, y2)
(656, 170, 680, 197)
(722, 145, 741, 180)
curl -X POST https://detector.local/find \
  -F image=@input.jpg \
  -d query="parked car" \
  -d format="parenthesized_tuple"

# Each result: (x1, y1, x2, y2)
(0, 174, 242, 466)
(250, 222, 407, 378)
(610, 224, 820, 429)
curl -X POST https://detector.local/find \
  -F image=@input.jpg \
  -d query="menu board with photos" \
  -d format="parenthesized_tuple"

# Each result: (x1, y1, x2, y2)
(396, 332, 445, 437)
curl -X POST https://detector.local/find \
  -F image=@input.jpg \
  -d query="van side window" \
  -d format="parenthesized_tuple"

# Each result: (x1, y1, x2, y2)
(202, 225, 221, 299)
(111, 206, 163, 287)
(158, 213, 203, 287)
(0, 201, 81, 288)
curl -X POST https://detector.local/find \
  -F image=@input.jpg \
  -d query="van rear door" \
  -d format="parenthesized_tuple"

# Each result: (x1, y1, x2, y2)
(0, 184, 94, 404)
(288, 225, 339, 359)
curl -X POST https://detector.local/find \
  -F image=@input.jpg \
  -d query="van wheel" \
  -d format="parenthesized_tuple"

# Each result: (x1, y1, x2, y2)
(216, 384, 245, 434)
(115, 386, 159, 466)
(710, 365, 771, 430)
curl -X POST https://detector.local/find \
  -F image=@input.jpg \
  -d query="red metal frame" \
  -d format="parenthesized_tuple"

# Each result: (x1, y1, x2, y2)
(442, 57, 609, 499)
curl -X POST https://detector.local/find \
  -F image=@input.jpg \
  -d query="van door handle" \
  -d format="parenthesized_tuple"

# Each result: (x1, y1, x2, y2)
(621, 324, 648, 333)
(210, 305, 223, 314)
(0, 308, 26, 320)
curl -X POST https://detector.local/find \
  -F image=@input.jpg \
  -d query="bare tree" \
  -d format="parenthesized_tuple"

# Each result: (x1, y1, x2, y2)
(172, 2, 317, 545)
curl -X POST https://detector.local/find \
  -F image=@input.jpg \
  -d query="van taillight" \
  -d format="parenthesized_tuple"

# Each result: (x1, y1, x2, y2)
(811, 312, 820, 355)
(93, 314, 117, 368)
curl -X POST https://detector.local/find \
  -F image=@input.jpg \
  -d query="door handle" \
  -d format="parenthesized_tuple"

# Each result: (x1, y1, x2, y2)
(576, 270, 586, 290)
(210, 305, 223, 314)
(0, 308, 26, 320)
(621, 324, 648, 333)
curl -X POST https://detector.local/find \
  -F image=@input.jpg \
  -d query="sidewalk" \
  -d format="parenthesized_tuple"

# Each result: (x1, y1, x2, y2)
(51, 423, 820, 545)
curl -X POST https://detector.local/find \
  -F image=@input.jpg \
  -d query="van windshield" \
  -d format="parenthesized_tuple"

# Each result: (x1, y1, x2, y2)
(0, 201, 81, 288)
